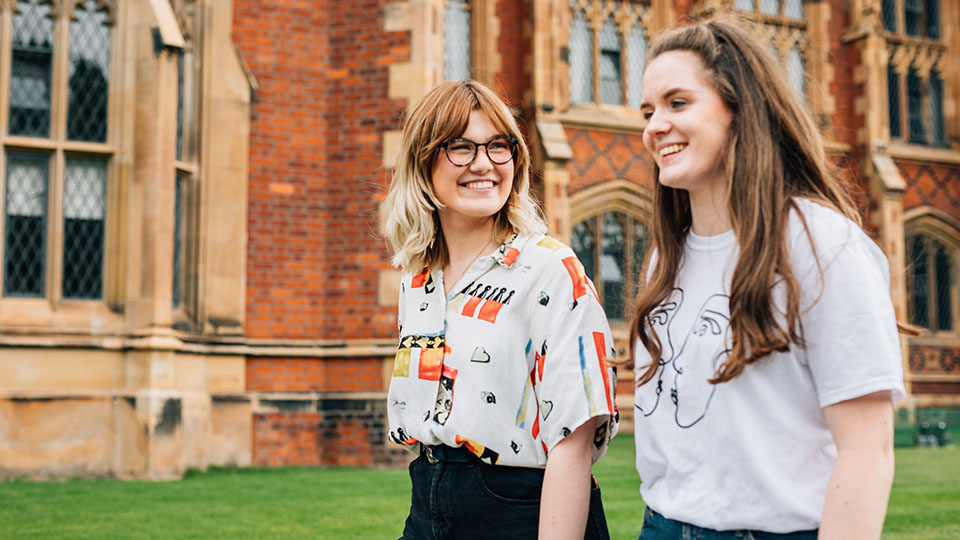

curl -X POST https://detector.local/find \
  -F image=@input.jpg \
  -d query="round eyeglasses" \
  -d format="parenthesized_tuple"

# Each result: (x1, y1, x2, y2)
(439, 137, 518, 167)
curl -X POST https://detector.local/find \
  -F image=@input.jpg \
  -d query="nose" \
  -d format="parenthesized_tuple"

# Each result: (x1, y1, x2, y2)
(469, 145, 494, 171)
(643, 110, 670, 154)
(644, 109, 671, 137)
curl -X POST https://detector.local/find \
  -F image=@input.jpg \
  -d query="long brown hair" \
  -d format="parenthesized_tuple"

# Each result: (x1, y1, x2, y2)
(630, 19, 859, 385)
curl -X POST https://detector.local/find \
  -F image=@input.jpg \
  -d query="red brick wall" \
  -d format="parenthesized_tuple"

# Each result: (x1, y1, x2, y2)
(495, 0, 532, 112)
(234, 0, 405, 341)
(253, 409, 407, 467)
(246, 357, 384, 393)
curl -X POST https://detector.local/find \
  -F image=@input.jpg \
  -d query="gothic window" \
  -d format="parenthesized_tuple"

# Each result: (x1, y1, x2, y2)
(735, 0, 808, 101)
(883, 0, 946, 146)
(1, 0, 115, 300)
(568, 0, 648, 109)
(443, 0, 471, 81)
(907, 233, 953, 332)
(571, 212, 647, 321)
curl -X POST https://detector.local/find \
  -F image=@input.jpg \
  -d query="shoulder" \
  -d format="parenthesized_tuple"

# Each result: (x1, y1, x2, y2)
(787, 198, 887, 275)
(513, 233, 579, 268)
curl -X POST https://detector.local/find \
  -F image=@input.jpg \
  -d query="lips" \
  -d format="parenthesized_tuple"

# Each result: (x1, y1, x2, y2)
(659, 143, 687, 158)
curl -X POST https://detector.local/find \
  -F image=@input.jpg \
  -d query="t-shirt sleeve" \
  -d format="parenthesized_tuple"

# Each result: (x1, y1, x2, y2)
(529, 248, 619, 461)
(796, 228, 906, 408)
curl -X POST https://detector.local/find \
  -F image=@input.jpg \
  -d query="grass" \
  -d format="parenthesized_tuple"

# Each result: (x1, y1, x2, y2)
(1, 437, 957, 539)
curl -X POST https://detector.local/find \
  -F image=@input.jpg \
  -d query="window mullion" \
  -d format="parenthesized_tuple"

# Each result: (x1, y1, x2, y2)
(47, 8, 69, 302)
(927, 239, 938, 330)
(0, 7, 14, 134)
(593, 215, 602, 304)
(591, 9, 600, 105)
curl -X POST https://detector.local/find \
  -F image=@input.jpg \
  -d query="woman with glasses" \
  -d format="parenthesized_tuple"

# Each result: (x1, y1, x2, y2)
(380, 80, 618, 540)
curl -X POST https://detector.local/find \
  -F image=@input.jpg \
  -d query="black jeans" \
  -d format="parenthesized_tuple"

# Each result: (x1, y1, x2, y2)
(400, 452, 610, 540)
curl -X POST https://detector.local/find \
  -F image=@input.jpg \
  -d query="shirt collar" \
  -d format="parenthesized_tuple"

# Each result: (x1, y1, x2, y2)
(491, 232, 525, 268)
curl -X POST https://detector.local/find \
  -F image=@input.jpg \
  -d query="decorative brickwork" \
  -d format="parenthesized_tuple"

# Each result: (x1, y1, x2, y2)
(566, 128, 654, 194)
(907, 344, 960, 375)
(900, 160, 960, 215)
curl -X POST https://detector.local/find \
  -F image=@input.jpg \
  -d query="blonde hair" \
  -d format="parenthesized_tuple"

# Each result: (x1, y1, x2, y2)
(380, 80, 546, 271)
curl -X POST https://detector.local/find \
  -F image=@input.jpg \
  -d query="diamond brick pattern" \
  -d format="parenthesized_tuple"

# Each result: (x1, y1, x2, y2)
(567, 128, 654, 194)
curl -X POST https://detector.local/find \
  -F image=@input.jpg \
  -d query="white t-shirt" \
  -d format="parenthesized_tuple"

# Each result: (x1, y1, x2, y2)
(633, 199, 905, 532)
(388, 233, 619, 467)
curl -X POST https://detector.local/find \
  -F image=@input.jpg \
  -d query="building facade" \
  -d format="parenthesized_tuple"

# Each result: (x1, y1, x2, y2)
(0, 0, 958, 479)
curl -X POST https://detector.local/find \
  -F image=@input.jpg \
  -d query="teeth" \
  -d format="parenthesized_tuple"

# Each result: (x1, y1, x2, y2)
(464, 181, 494, 189)
(659, 144, 686, 158)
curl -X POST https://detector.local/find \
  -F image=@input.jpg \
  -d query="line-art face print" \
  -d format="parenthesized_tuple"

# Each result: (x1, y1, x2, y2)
(635, 288, 682, 417)
(635, 290, 731, 428)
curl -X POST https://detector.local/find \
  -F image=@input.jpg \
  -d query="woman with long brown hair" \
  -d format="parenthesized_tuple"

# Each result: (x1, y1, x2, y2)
(381, 80, 618, 539)
(630, 19, 904, 539)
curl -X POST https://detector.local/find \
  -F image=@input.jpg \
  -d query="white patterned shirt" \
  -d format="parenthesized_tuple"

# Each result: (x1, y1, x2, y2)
(387, 233, 619, 468)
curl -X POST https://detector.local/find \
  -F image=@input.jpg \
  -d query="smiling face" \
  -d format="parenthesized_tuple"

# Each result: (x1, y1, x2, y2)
(431, 109, 514, 229)
(640, 51, 733, 203)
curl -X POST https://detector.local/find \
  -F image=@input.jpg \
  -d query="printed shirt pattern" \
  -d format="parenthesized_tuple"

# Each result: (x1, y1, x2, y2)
(387, 233, 619, 468)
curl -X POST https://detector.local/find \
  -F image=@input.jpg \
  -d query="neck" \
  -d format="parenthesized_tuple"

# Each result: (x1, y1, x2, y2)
(439, 214, 497, 265)
(687, 184, 731, 237)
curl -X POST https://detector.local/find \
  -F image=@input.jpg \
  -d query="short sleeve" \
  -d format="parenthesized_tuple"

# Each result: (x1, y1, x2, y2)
(796, 229, 906, 408)
(528, 249, 619, 461)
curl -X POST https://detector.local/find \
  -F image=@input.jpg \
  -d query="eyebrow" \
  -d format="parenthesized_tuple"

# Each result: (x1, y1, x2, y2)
(639, 87, 692, 109)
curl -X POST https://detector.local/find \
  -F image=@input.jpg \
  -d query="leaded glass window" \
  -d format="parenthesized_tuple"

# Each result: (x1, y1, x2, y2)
(884, 0, 946, 146)
(9, 0, 53, 138)
(67, 0, 110, 142)
(568, 0, 647, 109)
(907, 68, 925, 143)
(734, 1, 808, 103)
(443, 0, 470, 81)
(62, 157, 106, 299)
(907, 234, 953, 332)
(173, 174, 184, 308)
(888, 64, 901, 139)
(929, 71, 944, 146)
(569, 3, 593, 104)
(599, 18, 621, 105)
(882, 0, 897, 32)
(572, 212, 647, 321)
(1, 0, 115, 303)
(626, 19, 646, 109)
(4, 153, 47, 297)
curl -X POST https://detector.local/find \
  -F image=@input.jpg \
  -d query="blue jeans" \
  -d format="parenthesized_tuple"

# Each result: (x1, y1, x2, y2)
(400, 452, 610, 540)
(639, 507, 818, 540)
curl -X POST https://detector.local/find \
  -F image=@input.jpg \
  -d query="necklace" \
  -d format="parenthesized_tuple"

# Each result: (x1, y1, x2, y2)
(444, 239, 492, 296)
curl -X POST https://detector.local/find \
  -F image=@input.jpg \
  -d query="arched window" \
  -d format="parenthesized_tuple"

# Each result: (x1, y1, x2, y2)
(907, 233, 953, 331)
(571, 211, 647, 321)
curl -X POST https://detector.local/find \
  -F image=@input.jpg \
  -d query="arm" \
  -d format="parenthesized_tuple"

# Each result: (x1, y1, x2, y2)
(539, 416, 597, 540)
(819, 391, 895, 540)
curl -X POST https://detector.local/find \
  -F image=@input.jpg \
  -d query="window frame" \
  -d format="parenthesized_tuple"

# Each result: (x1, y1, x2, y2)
(566, 0, 650, 110)
(0, 0, 121, 319)
(171, 0, 199, 328)
(569, 180, 652, 325)
(904, 210, 960, 335)
(883, 0, 947, 148)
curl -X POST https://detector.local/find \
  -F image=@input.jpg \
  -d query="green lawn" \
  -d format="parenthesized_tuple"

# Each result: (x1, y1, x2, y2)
(1, 437, 957, 539)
